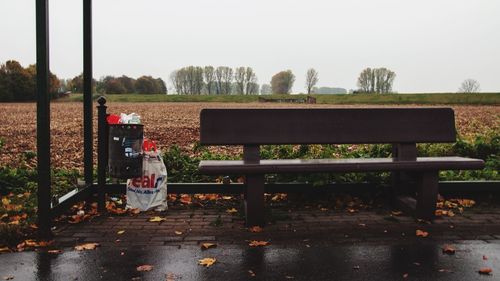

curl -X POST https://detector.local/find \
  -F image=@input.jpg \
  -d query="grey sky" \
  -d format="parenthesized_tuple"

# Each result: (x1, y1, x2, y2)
(1, 0, 499, 93)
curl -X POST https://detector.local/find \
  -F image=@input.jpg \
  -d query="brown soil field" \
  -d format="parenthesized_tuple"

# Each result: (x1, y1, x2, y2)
(0, 102, 498, 171)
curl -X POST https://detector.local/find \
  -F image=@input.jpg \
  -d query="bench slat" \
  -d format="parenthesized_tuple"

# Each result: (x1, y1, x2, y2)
(200, 108, 456, 145)
(199, 157, 484, 174)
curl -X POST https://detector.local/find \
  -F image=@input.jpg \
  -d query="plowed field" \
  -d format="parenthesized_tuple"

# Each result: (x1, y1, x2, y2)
(0, 102, 498, 170)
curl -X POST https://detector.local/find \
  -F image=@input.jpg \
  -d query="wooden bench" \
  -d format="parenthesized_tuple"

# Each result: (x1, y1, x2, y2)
(198, 108, 485, 226)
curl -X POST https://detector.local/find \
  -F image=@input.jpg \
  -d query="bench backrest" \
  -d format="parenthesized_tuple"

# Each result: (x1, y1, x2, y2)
(200, 108, 456, 145)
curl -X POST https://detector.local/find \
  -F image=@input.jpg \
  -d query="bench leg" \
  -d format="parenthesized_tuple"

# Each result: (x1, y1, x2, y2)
(415, 171, 439, 221)
(244, 174, 265, 227)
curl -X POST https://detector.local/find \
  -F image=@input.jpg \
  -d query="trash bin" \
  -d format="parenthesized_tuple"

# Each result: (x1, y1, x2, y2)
(108, 124, 143, 179)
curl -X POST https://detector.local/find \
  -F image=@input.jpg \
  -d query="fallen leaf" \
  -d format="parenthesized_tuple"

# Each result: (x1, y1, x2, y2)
(391, 211, 403, 216)
(403, 273, 408, 278)
(249, 226, 263, 233)
(442, 245, 455, 255)
(347, 208, 357, 213)
(201, 243, 217, 250)
(416, 229, 429, 238)
(47, 250, 63, 254)
(174, 231, 183, 235)
(358, 223, 366, 227)
(478, 267, 492, 275)
(226, 208, 238, 214)
(3, 276, 14, 280)
(222, 196, 232, 200)
(0, 247, 10, 253)
(74, 243, 99, 251)
(179, 195, 192, 205)
(438, 268, 452, 273)
(1, 197, 10, 206)
(320, 208, 328, 211)
(129, 208, 141, 215)
(136, 264, 153, 272)
(149, 216, 166, 222)
(353, 265, 360, 270)
(117, 230, 125, 235)
(248, 270, 255, 277)
(166, 272, 176, 281)
(248, 240, 269, 247)
(198, 257, 216, 267)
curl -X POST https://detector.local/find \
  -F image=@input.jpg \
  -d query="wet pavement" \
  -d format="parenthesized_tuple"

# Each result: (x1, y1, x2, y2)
(1, 240, 498, 280)
(3, 202, 500, 280)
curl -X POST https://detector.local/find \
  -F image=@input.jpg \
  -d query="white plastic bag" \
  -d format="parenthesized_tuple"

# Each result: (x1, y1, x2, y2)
(126, 148, 168, 211)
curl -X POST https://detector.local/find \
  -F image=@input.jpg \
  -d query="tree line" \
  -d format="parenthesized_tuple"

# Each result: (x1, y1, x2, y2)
(0, 60, 167, 102)
(170, 66, 260, 95)
(1, 59, 483, 102)
(63, 74, 166, 95)
(0, 60, 60, 101)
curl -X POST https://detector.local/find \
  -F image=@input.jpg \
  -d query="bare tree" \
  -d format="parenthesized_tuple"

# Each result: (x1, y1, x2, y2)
(305, 68, 319, 94)
(170, 70, 183, 94)
(203, 66, 215, 95)
(458, 79, 480, 93)
(244, 67, 258, 95)
(215, 66, 233, 95)
(357, 67, 395, 93)
(234, 67, 246, 94)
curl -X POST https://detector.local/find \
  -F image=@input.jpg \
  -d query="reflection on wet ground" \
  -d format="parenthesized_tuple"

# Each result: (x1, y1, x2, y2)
(1, 240, 498, 280)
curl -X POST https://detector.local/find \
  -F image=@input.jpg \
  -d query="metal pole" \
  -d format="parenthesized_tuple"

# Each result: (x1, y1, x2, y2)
(83, 0, 93, 185)
(36, 0, 52, 240)
(97, 97, 107, 212)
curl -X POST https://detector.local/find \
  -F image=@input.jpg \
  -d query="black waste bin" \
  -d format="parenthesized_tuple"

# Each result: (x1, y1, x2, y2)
(108, 124, 143, 179)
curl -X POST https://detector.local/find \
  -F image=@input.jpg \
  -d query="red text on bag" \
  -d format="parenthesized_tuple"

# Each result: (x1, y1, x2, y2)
(130, 174, 156, 188)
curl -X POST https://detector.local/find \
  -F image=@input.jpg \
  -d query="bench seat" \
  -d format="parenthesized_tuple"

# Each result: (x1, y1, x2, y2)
(199, 157, 484, 174)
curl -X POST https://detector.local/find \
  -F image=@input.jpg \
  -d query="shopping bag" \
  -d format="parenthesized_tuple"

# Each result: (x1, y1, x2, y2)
(126, 141, 168, 211)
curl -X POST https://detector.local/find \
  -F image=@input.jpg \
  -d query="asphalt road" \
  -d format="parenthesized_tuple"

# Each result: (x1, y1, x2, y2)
(0, 241, 498, 281)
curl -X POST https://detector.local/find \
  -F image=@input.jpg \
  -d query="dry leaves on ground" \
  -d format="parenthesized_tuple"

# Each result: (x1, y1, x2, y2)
(198, 258, 216, 267)
(47, 250, 63, 254)
(391, 211, 403, 216)
(136, 265, 154, 272)
(0, 247, 11, 253)
(201, 243, 217, 250)
(74, 243, 99, 251)
(179, 195, 192, 205)
(478, 268, 492, 275)
(149, 216, 166, 222)
(16, 240, 53, 251)
(249, 226, 263, 233)
(416, 230, 429, 238)
(249, 241, 269, 247)
(226, 208, 238, 214)
(442, 245, 455, 255)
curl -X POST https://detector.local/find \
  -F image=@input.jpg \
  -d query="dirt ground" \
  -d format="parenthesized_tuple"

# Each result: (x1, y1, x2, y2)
(0, 102, 498, 170)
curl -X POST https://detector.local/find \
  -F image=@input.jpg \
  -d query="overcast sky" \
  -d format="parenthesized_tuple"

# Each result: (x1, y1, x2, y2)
(1, 0, 499, 93)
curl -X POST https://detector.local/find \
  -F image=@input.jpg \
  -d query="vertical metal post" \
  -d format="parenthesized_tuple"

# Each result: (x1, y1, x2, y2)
(83, 0, 93, 185)
(243, 145, 265, 227)
(97, 97, 107, 212)
(36, 0, 52, 239)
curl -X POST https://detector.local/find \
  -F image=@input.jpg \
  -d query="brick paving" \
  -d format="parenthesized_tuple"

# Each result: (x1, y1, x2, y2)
(52, 205, 500, 248)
